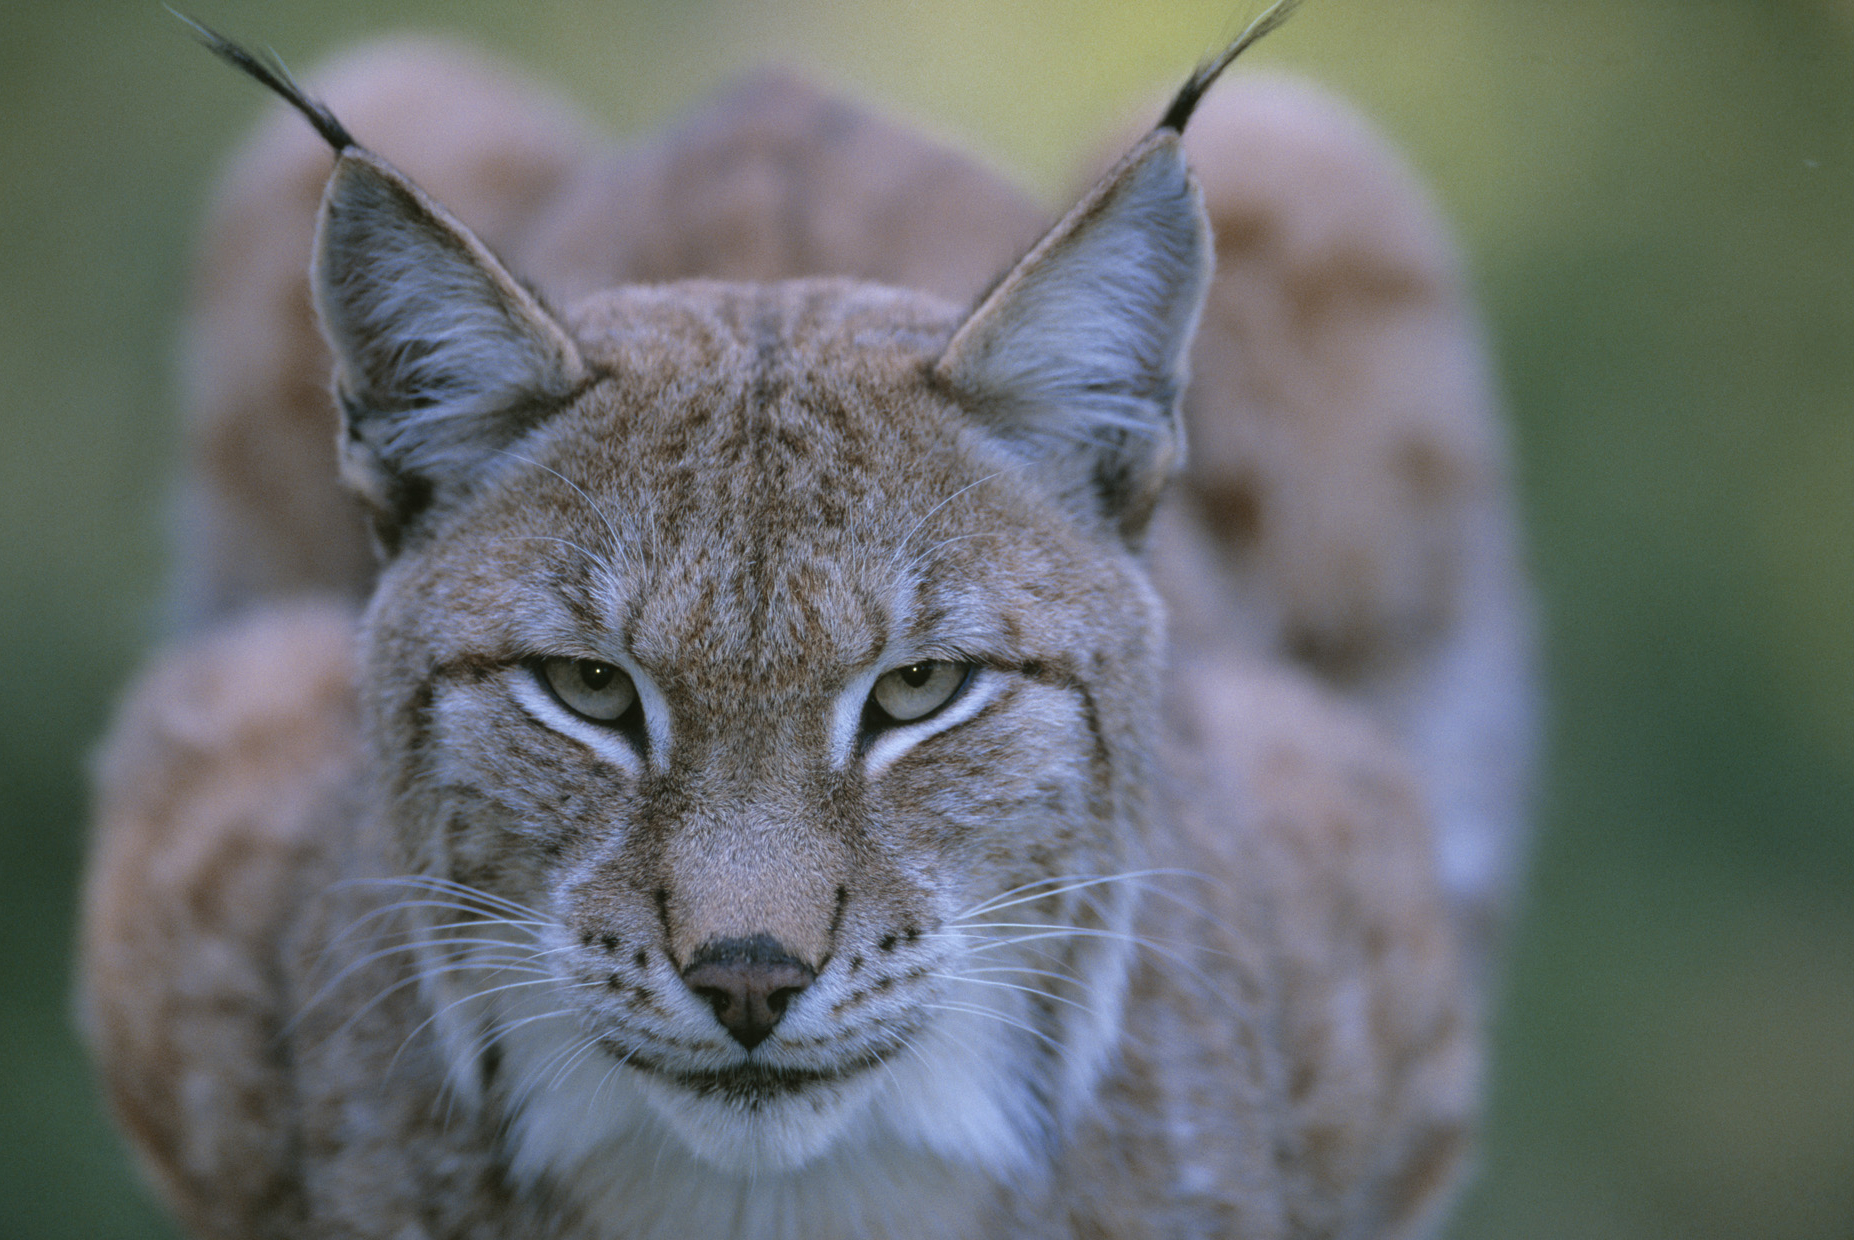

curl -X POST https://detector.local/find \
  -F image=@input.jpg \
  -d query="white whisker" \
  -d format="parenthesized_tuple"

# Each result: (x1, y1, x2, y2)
(397, 993, 578, 1081)
(950, 963, 1086, 986)
(889, 469, 1009, 566)
(930, 971, 1096, 1015)
(317, 957, 552, 1047)
(491, 447, 637, 578)
(500, 534, 605, 561)
(921, 1000, 1066, 1057)
(952, 868, 1215, 921)
(296, 933, 560, 1028)
(330, 874, 547, 922)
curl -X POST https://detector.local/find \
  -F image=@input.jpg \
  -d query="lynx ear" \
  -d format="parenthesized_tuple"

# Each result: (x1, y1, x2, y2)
(176, 16, 585, 544)
(314, 149, 585, 542)
(933, 131, 1210, 543)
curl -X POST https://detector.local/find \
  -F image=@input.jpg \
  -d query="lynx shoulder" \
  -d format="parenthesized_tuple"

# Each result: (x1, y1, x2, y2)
(81, 12, 1534, 1239)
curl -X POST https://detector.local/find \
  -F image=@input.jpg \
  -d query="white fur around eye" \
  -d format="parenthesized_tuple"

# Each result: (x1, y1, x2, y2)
(858, 668, 1003, 778)
(510, 662, 664, 775)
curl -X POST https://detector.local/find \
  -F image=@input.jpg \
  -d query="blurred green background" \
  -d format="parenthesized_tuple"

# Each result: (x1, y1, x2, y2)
(4, 0, 1850, 1236)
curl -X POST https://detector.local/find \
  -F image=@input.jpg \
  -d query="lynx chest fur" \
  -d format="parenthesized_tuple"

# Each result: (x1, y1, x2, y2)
(81, 14, 1535, 1240)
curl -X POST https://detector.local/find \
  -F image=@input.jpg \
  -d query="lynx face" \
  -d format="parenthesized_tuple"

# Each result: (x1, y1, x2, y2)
(298, 96, 1209, 1175)
(362, 283, 1164, 1172)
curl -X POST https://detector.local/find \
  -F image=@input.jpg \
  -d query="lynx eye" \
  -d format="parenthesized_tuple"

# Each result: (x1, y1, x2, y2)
(868, 660, 970, 724)
(538, 657, 638, 724)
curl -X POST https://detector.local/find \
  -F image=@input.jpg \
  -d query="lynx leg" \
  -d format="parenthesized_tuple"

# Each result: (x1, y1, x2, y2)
(1151, 76, 1537, 949)
(1173, 657, 1479, 1240)
(77, 602, 359, 1238)
(173, 40, 597, 628)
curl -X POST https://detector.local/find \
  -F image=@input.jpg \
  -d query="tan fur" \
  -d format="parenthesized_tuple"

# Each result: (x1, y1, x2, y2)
(82, 32, 1533, 1240)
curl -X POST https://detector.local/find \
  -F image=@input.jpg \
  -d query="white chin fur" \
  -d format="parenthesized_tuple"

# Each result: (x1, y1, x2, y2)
(629, 1068, 876, 1173)
(494, 994, 1041, 1172)
(470, 984, 1060, 1240)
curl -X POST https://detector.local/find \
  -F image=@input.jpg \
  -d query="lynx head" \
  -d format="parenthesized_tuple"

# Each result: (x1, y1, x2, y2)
(186, 6, 1279, 1198)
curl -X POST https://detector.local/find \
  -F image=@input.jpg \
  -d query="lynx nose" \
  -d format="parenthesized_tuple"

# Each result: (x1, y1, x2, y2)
(681, 935, 816, 1051)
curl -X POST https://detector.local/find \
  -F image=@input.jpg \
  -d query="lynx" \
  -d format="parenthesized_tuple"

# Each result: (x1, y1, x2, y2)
(80, 8, 1535, 1238)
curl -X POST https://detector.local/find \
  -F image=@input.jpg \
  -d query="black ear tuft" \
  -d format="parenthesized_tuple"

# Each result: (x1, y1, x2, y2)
(171, 9, 356, 151)
(1157, 0, 1302, 134)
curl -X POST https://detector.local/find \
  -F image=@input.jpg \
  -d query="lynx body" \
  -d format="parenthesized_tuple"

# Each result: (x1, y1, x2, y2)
(81, 20, 1533, 1240)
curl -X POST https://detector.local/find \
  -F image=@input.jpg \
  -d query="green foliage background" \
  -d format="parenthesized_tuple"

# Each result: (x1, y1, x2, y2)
(3, 1, 1850, 1235)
